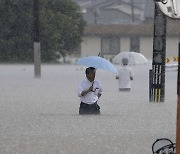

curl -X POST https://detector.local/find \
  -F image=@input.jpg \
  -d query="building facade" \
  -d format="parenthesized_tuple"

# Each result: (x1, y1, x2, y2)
(72, 0, 180, 61)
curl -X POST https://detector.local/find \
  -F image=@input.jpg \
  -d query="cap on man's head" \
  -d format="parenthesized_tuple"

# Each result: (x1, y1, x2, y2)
(122, 58, 128, 65)
(85, 67, 96, 74)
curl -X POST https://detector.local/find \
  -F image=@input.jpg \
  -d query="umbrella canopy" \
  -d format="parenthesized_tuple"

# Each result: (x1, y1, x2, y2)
(76, 56, 117, 73)
(112, 51, 148, 65)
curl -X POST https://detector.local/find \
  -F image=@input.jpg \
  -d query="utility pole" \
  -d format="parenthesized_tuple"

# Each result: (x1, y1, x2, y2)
(150, 4, 166, 102)
(177, 32, 180, 154)
(153, 0, 180, 152)
(33, 0, 41, 78)
(131, 0, 134, 23)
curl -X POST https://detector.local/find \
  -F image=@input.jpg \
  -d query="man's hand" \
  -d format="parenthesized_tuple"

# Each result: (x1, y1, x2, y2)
(88, 84, 93, 92)
(81, 84, 93, 96)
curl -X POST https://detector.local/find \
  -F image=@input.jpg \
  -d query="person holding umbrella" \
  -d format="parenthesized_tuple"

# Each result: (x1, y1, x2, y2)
(116, 58, 134, 92)
(78, 67, 102, 115)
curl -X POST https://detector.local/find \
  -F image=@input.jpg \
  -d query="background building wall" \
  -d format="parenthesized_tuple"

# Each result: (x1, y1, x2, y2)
(81, 35, 179, 61)
(166, 37, 179, 59)
(140, 36, 179, 60)
(120, 37, 130, 53)
(140, 37, 153, 59)
(81, 36, 101, 57)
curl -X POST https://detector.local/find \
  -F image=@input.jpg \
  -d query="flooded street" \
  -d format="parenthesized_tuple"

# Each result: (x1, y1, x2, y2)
(0, 63, 177, 154)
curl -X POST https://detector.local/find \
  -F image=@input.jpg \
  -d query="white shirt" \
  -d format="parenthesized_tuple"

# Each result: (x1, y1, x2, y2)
(78, 79, 102, 104)
(118, 65, 134, 89)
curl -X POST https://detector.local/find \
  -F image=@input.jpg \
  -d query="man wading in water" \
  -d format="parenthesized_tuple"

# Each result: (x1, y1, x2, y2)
(78, 67, 102, 115)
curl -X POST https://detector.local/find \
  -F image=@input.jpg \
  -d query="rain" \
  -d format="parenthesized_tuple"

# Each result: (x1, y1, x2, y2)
(0, 0, 180, 153)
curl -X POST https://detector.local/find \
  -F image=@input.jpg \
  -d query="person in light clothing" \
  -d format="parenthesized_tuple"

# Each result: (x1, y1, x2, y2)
(116, 58, 134, 91)
(78, 67, 102, 115)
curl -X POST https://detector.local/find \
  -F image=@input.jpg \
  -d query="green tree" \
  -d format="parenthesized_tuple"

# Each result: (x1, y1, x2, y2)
(0, 0, 33, 62)
(0, 0, 86, 63)
(40, 0, 86, 62)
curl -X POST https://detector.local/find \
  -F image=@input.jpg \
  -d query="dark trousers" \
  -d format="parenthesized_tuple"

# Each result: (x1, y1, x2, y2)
(79, 102, 100, 115)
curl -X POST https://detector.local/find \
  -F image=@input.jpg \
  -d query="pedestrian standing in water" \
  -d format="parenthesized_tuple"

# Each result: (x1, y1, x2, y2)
(78, 67, 102, 115)
(116, 58, 134, 91)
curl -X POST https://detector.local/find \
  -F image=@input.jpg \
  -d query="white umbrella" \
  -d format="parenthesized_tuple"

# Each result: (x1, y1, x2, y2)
(112, 51, 148, 65)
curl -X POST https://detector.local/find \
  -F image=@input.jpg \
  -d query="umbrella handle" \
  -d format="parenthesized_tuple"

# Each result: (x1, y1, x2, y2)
(91, 81, 94, 91)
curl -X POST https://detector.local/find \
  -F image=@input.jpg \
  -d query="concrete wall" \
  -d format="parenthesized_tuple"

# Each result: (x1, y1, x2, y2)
(166, 37, 179, 60)
(81, 36, 101, 57)
(80, 35, 179, 63)
(140, 37, 153, 59)
(138, 36, 179, 60)
(120, 37, 130, 53)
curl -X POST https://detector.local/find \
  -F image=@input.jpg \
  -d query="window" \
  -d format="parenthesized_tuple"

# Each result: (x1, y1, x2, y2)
(101, 37, 120, 55)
